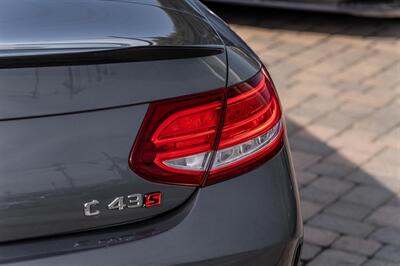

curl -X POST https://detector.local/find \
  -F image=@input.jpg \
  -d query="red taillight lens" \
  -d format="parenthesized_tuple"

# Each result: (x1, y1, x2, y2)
(220, 72, 281, 148)
(130, 90, 224, 186)
(130, 69, 284, 186)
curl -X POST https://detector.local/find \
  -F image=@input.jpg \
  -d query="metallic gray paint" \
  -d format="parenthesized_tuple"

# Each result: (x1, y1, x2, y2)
(0, 0, 302, 264)
(0, 0, 222, 55)
(226, 46, 262, 87)
(195, 1, 263, 85)
(0, 105, 195, 242)
(1, 145, 302, 266)
(0, 55, 227, 120)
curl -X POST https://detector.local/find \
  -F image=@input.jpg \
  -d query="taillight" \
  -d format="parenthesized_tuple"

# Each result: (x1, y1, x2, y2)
(130, 69, 284, 186)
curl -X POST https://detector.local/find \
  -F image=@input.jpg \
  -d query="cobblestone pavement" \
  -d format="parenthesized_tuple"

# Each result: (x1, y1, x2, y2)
(207, 3, 400, 266)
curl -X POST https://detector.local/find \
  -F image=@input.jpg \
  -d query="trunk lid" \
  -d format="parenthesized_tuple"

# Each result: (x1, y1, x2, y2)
(0, 0, 227, 242)
(0, 0, 225, 120)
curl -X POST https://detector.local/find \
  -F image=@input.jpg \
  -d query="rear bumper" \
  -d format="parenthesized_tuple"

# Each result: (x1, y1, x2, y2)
(206, 0, 400, 17)
(1, 141, 303, 266)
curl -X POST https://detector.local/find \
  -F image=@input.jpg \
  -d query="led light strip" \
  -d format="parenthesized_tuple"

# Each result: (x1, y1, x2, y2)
(211, 121, 282, 170)
(163, 120, 282, 172)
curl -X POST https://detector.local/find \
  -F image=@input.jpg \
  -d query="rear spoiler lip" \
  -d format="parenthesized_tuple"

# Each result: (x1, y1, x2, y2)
(0, 45, 225, 69)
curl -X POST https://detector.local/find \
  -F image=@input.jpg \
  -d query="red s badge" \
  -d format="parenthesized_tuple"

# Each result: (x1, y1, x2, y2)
(144, 192, 162, 207)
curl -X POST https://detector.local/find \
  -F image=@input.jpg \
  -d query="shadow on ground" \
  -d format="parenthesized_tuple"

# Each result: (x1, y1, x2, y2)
(206, 2, 400, 265)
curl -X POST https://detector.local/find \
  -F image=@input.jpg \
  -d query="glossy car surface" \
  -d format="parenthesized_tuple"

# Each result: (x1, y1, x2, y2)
(205, 0, 400, 17)
(0, 1, 302, 265)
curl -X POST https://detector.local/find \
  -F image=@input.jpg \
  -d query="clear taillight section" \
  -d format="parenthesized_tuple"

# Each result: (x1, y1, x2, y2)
(212, 121, 282, 169)
(130, 69, 284, 186)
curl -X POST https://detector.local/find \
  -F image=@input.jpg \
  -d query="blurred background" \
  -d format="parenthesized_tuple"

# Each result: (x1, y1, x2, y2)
(204, 2, 399, 266)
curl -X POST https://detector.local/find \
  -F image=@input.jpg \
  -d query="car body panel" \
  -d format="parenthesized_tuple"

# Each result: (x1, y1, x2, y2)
(0, 144, 302, 266)
(0, 0, 232, 242)
(0, 0, 229, 120)
(0, 105, 198, 242)
(0, 0, 222, 53)
(0, 55, 227, 120)
(226, 46, 262, 87)
(194, 1, 263, 85)
(0, 0, 303, 264)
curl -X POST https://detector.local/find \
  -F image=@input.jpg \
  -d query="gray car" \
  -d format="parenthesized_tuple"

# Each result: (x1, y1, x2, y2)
(0, 1, 302, 265)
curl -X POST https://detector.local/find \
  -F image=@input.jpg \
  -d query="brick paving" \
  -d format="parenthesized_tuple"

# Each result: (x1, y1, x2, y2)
(206, 3, 400, 265)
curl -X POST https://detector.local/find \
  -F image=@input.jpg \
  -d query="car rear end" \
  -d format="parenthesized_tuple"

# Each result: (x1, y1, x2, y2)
(0, 1, 302, 265)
